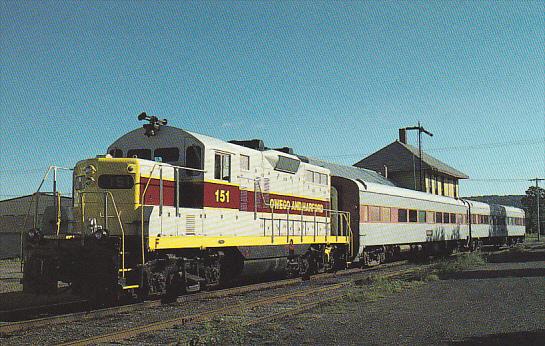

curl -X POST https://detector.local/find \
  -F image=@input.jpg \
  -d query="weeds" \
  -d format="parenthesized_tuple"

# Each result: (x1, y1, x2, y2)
(432, 252, 486, 275)
(180, 316, 246, 346)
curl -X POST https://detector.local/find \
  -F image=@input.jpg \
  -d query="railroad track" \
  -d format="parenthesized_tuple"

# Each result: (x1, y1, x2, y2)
(56, 265, 421, 346)
(3, 247, 507, 345)
(0, 261, 407, 337)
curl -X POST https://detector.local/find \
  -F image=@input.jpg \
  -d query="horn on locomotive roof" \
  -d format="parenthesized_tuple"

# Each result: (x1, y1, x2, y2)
(138, 112, 168, 137)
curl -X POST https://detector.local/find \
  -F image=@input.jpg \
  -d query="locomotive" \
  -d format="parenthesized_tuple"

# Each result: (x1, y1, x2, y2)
(22, 114, 525, 302)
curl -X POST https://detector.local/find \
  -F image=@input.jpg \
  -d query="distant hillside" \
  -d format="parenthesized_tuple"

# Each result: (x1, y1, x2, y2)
(464, 195, 524, 209)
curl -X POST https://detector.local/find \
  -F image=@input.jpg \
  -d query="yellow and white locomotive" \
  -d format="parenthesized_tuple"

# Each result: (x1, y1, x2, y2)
(23, 114, 351, 301)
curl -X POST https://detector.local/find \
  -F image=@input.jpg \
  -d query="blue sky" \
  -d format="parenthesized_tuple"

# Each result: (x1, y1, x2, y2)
(0, 1, 543, 199)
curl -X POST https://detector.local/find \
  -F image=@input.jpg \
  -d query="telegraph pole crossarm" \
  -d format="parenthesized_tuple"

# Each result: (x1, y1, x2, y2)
(529, 178, 544, 242)
(405, 122, 434, 192)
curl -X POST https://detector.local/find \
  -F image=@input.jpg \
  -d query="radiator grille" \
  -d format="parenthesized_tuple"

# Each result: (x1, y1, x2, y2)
(186, 215, 196, 235)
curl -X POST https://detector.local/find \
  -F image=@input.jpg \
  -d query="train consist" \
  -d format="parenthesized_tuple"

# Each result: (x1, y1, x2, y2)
(22, 114, 525, 301)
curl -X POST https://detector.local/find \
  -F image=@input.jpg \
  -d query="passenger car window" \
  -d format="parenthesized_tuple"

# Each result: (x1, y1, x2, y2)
(435, 212, 443, 223)
(398, 209, 408, 222)
(409, 210, 418, 223)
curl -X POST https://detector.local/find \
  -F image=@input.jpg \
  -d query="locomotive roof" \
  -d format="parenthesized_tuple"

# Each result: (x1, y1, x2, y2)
(109, 125, 324, 171)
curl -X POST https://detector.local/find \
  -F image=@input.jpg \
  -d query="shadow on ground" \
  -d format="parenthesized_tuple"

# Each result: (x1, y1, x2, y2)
(485, 250, 545, 264)
(441, 267, 545, 280)
(0, 290, 78, 313)
(450, 328, 545, 345)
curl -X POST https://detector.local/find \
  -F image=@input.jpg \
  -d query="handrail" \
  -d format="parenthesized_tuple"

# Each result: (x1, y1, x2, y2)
(20, 165, 73, 273)
(140, 164, 159, 285)
(257, 198, 351, 245)
(77, 190, 127, 277)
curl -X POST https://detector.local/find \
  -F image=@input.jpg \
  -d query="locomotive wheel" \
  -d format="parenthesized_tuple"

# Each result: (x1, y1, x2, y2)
(162, 270, 182, 304)
(136, 273, 150, 302)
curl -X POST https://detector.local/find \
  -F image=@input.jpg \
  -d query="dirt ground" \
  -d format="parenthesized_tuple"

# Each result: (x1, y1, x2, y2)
(0, 259, 22, 294)
(243, 243, 545, 345)
(0, 259, 77, 311)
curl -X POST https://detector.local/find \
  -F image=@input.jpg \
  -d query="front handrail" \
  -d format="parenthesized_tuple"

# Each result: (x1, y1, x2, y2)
(78, 190, 127, 277)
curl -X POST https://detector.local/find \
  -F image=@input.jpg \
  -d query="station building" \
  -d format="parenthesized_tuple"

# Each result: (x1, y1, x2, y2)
(354, 130, 469, 198)
(0, 194, 72, 259)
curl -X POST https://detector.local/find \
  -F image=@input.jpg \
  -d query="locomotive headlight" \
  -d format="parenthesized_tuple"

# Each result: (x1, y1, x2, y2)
(27, 228, 42, 243)
(92, 229, 109, 241)
(84, 165, 96, 176)
(127, 164, 136, 173)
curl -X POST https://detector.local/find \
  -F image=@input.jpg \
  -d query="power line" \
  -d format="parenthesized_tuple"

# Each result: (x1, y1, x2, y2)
(318, 138, 545, 158)
(464, 178, 530, 182)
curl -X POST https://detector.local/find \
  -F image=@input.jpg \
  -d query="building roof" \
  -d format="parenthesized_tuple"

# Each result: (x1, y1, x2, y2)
(354, 140, 469, 179)
(0, 193, 72, 203)
(307, 157, 395, 186)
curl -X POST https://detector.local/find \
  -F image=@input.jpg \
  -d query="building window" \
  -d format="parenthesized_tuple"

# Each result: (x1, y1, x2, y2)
(240, 155, 250, 171)
(214, 153, 231, 181)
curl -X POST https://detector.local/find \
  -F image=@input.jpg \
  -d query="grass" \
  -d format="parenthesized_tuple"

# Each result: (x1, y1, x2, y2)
(175, 251, 490, 345)
(178, 316, 247, 346)
(431, 252, 486, 275)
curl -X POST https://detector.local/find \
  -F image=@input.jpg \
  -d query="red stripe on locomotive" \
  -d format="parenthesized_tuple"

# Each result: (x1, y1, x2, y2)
(139, 178, 328, 215)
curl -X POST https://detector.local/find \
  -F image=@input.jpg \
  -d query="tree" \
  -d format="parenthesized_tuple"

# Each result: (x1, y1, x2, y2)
(521, 186, 545, 235)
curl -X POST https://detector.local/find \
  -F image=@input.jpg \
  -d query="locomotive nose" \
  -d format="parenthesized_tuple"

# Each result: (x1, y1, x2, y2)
(73, 157, 141, 237)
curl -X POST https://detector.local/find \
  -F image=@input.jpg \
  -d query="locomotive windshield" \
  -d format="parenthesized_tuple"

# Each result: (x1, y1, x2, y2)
(98, 174, 134, 189)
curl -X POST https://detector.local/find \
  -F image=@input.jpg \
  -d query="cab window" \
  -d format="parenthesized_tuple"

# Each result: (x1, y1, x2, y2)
(109, 149, 123, 158)
(186, 145, 203, 176)
(154, 147, 179, 163)
(127, 149, 151, 160)
(214, 152, 231, 181)
(98, 175, 134, 189)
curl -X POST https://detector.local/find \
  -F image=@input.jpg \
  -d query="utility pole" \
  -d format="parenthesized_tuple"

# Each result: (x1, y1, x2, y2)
(529, 178, 544, 241)
(405, 122, 433, 192)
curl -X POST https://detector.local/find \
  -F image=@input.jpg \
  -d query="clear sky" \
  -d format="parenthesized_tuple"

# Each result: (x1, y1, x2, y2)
(0, 1, 543, 199)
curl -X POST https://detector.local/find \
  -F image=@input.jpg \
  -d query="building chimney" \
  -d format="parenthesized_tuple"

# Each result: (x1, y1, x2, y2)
(399, 128, 407, 144)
